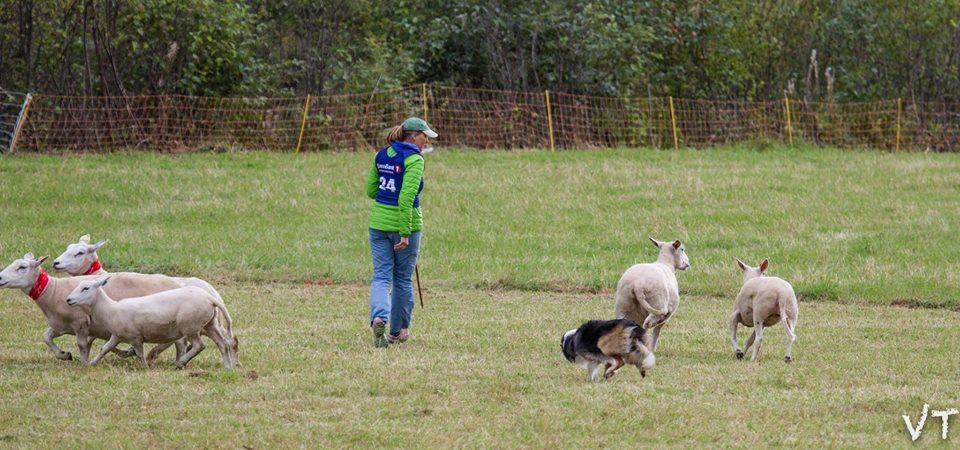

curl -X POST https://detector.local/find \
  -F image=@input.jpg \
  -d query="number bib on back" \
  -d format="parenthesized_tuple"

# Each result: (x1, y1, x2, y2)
(374, 142, 423, 207)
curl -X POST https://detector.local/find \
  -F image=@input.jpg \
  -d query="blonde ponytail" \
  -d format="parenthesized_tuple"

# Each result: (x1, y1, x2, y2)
(385, 124, 421, 143)
(385, 125, 404, 143)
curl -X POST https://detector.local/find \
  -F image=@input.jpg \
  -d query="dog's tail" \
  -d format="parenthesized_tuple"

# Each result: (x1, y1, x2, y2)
(629, 324, 646, 342)
(625, 322, 656, 374)
(624, 321, 648, 352)
(633, 281, 668, 316)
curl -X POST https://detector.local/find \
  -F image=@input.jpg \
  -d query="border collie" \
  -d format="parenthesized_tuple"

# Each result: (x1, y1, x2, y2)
(561, 319, 656, 381)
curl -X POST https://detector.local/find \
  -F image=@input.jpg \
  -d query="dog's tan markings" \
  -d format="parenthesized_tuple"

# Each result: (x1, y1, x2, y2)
(598, 323, 634, 356)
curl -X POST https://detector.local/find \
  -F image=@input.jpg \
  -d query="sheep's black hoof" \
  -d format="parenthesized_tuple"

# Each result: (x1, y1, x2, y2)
(784, 356, 792, 363)
(640, 370, 646, 378)
(736, 350, 744, 360)
(60, 352, 73, 361)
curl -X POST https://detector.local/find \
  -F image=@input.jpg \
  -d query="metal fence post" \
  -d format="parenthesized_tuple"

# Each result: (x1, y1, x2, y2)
(669, 96, 679, 150)
(896, 98, 902, 152)
(295, 94, 311, 153)
(421, 83, 429, 120)
(784, 95, 794, 146)
(545, 90, 555, 152)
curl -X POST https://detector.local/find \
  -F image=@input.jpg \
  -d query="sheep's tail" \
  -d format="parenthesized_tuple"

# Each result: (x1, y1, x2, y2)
(207, 291, 240, 368)
(181, 278, 232, 340)
(779, 298, 797, 338)
(204, 286, 231, 339)
(210, 295, 234, 339)
(633, 282, 667, 316)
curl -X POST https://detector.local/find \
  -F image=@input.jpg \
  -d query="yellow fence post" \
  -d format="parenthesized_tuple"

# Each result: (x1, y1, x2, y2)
(421, 83, 428, 120)
(668, 96, 679, 150)
(784, 95, 794, 146)
(895, 98, 902, 152)
(295, 94, 311, 153)
(545, 90, 555, 152)
(8, 93, 33, 154)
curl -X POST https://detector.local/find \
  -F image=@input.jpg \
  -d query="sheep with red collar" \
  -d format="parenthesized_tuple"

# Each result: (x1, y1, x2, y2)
(0, 253, 183, 362)
(51, 234, 236, 362)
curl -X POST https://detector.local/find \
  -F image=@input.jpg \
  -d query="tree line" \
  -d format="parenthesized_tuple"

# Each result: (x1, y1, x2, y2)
(2, 0, 959, 101)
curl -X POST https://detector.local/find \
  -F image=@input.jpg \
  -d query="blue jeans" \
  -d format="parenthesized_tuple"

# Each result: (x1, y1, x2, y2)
(369, 229, 421, 335)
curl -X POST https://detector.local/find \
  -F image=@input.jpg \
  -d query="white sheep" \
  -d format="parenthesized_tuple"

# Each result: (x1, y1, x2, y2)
(53, 234, 227, 310)
(729, 258, 798, 363)
(51, 235, 108, 276)
(0, 254, 183, 362)
(614, 238, 690, 352)
(52, 235, 237, 362)
(66, 276, 236, 370)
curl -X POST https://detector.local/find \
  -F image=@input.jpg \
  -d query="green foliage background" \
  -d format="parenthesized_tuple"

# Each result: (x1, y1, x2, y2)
(3, 1, 959, 100)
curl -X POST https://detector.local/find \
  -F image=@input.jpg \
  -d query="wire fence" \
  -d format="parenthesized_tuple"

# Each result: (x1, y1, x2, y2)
(9, 85, 960, 153)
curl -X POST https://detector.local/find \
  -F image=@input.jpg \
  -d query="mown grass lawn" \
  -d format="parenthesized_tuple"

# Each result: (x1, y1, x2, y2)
(1, 146, 959, 447)
(0, 284, 957, 447)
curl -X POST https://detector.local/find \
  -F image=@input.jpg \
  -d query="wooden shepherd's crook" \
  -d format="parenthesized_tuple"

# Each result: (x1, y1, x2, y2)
(415, 264, 424, 308)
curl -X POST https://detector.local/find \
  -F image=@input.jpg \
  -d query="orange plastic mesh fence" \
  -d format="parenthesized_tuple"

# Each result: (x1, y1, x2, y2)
(13, 86, 960, 152)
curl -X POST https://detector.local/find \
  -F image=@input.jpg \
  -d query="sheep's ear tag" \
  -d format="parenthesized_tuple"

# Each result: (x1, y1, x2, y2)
(79, 234, 91, 244)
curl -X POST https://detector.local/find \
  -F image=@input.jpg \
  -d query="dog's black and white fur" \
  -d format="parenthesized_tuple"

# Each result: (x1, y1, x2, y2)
(561, 319, 656, 381)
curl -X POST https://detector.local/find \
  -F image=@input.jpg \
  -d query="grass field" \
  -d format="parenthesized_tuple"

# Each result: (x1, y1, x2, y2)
(1, 286, 959, 447)
(2, 145, 958, 306)
(1, 146, 959, 447)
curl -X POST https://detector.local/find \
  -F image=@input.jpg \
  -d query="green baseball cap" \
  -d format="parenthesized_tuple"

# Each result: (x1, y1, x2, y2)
(402, 117, 438, 138)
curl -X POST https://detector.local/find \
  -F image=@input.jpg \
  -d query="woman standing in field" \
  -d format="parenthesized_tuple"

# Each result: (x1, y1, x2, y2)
(366, 117, 436, 347)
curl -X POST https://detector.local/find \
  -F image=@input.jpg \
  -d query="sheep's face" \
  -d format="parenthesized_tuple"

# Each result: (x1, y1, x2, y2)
(672, 241, 690, 271)
(66, 277, 109, 306)
(53, 237, 106, 275)
(0, 254, 47, 289)
(736, 258, 768, 283)
(651, 238, 690, 271)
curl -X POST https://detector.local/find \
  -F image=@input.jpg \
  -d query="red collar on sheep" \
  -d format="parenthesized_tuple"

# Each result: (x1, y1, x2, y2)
(82, 259, 102, 276)
(28, 268, 50, 301)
